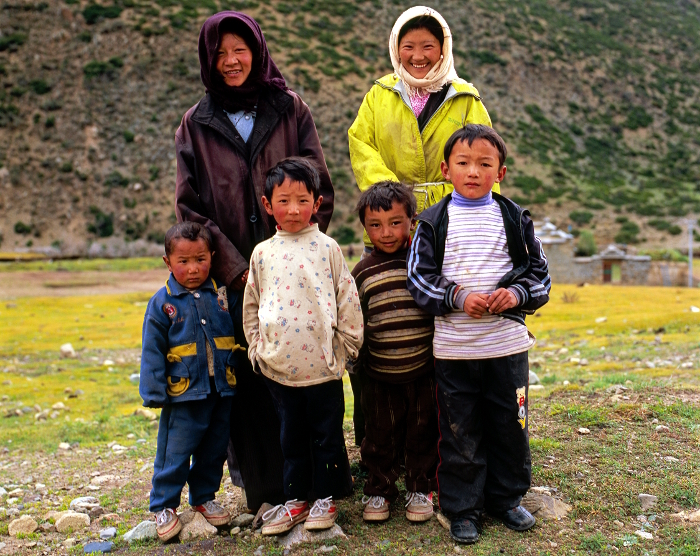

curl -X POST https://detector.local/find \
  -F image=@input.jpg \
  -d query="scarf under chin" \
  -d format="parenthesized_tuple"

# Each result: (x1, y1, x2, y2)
(388, 6, 459, 99)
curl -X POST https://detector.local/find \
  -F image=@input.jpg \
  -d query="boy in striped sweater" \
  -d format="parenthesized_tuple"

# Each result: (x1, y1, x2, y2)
(352, 181, 438, 524)
(407, 125, 551, 544)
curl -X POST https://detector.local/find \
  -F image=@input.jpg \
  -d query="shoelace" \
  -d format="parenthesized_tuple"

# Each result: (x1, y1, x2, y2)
(201, 500, 223, 513)
(405, 492, 433, 508)
(361, 495, 386, 509)
(309, 496, 333, 518)
(156, 508, 175, 526)
(262, 500, 299, 523)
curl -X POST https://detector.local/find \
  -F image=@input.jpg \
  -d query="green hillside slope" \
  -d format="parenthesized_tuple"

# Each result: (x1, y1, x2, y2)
(1, 0, 699, 254)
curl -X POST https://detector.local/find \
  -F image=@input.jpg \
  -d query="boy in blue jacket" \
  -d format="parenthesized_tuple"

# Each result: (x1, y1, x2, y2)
(407, 125, 550, 544)
(140, 222, 245, 541)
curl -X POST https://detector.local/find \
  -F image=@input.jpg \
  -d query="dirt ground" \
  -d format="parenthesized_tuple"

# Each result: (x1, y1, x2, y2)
(0, 270, 169, 299)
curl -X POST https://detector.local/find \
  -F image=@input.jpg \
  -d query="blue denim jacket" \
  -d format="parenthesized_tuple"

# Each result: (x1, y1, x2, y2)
(139, 274, 244, 407)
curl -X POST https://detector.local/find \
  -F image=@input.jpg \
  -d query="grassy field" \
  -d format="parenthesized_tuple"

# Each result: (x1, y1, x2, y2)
(0, 283, 699, 554)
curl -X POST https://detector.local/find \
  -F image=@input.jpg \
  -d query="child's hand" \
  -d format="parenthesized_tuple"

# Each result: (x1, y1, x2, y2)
(463, 293, 489, 319)
(486, 288, 518, 314)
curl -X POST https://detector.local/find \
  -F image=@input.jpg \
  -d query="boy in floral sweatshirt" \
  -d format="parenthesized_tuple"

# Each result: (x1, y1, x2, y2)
(243, 157, 364, 534)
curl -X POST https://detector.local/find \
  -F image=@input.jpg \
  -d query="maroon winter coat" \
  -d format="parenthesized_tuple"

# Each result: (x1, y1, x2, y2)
(175, 88, 334, 287)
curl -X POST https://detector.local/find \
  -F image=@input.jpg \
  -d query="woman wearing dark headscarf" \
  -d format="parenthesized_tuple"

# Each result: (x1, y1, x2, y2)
(175, 11, 335, 512)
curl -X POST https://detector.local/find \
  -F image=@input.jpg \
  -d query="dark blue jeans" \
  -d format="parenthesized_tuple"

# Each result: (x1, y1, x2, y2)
(150, 380, 233, 512)
(264, 377, 353, 501)
(435, 352, 531, 521)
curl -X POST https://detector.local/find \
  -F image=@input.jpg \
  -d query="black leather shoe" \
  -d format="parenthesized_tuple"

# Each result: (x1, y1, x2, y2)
(498, 506, 536, 531)
(450, 518, 479, 544)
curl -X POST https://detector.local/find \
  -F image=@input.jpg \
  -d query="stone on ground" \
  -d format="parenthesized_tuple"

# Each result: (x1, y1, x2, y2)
(521, 491, 571, 520)
(638, 493, 658, 510)
(55, 511, 91, 532)
(671, 508, 700, 522)
(251, 503, 273, 530)
(60, 343, 76, 358)
(528, 370, 540, 385)
(70, 496, 100, 512)
(99, 526, 117, 539)
(179, 511, 218, 541)
(231, 513, 255, 528)
(435, 511, 450, 531)
(276, 523, 346, 550)
(84, 541, 113, 553)
(123, 520, 157, 543)
(9, 515, 38, 536)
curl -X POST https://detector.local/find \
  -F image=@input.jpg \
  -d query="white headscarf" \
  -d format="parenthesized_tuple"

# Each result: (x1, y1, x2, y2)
(389, 6, 459, 98)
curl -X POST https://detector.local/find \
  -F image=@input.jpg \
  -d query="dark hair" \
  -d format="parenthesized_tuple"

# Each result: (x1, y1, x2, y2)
(398, 15, 444, 49)
(356, 181, 417, 226)
(443, 124, 508, 168)
(264, 156, 321, 201)
(164, 221, 213, 256)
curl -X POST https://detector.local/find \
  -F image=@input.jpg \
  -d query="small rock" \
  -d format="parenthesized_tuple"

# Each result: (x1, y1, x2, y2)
(55, 511, 90, 532)
(84, 541, 113, 553)
(638, 494, 658, 511)
(52, 402, 67, 410)
(123, 520, 157, 543)
(563, 380, 570, 385)
(9, 515, 38, 536)
(40, 522, 56, 532)
(530, 384, 544, 391)
(133, 408, 157, 421)
(58, 442, 71, 450)
(179, 511, 218, 540)
(634, 530, 653, 540)
(254, 546, 264, 556)
(579, 358, 588, 366)
(315, 546, 337, 553)
(521, 492, 571, 520)
(129, 374, 140, 384)
(99, 526, 117, 539)
(595, 316, 607, 323)
(655, 425, 669, 433)
(671, 508, 700, 522)
(60, 343, 76, 358)
(277, 523, 346, 550)
(577, 428, 591, 435)
(613, 520, 624, 529)
(70, 496, 100, 511)
(528, 370, 540, 385)
(231, 513, 255, 528)
(64, 538, 77, 548)
(89, 506, 106, 518)
(231, 526, 241, 536)
(251, 503, 273, 530)
(103, 360, 114, 366)
(651, 418, 659, 424)
(111, 444, 127, 452)
(664, 456, 679, 463)
(0, 486, 6, 496)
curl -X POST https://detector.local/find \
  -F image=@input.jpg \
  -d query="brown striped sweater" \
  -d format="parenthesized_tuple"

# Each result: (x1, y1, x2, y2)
(351, 247, 434, 383)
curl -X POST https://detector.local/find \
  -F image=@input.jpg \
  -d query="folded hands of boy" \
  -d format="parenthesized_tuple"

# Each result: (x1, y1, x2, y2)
(463, 288, 517, 319)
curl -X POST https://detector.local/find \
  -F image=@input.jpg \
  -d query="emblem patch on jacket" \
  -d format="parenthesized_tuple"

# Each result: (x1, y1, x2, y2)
(217, 286, 229, 312)
(516, 386, 527, 429)
(162, 303, 177, 320)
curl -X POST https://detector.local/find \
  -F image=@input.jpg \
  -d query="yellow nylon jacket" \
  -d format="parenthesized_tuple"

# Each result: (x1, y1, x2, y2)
(348, 74, 496, 245)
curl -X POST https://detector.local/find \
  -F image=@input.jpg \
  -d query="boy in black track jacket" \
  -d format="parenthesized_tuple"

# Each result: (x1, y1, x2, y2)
(407, 124, 550, 545)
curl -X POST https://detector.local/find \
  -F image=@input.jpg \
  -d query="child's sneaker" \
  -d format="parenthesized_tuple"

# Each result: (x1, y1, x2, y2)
(192, 500, 231, 526)
(155, 508, 182, 541)
(304, 496, 337, 530)
(362, 495, 390, 522)
(261, 500, 309, 535)
(405, 492, 433, 522)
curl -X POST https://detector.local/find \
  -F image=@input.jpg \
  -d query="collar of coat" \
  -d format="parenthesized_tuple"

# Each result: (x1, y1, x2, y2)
(375, 73, 482, 102)
(191, 87, 294, 164)
(166, 273, 219, 297)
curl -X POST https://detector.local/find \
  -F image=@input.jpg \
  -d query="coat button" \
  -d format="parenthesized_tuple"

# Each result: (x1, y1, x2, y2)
(201, 319, 206, 325)
(194, 292, 200, 299)
(250, 215, 257, 223)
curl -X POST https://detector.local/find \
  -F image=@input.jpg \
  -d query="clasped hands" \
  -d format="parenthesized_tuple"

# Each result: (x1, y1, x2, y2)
(462, 288, 517, 319)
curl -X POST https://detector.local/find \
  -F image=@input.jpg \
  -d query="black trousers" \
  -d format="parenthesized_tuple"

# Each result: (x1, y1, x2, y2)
(361, 373, 438, 502)
(226, 289, 285, 511)
(435, 352, 531, 521)
(265, 377, 353, 501)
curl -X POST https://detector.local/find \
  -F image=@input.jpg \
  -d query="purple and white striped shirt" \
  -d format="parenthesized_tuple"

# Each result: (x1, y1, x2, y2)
(433, 196, 535, 360)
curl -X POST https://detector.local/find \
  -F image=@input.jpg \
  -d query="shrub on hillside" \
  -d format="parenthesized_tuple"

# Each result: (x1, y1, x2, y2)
(624, 106, 653, 129)
(104, 171, 129, 188)
(0, 33, 27, 52)
(615, 221, 640, 244)
(87, 207, 114, 237)
(575, 230, 597, 257)
(14, 221, 32, 236)
(83, 58, 123, 80)
(29, 80, 51, 95)
(332, 225, 357, 245)
(569, 210, 594, 226)
(82, 3, 122, 24)
(648, 218, 671, 231)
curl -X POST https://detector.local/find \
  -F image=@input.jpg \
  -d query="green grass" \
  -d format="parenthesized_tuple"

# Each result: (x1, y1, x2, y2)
(0, 256, 163, 272)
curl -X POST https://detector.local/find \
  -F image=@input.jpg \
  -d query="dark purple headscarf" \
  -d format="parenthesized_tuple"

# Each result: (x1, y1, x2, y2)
(198, 11, 287, 112)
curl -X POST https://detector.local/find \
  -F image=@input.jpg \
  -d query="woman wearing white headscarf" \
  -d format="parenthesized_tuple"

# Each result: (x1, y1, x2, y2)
(349, 6, 495, 249)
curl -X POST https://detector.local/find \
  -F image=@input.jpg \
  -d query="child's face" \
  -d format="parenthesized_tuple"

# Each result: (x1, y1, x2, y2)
(441, 138, 506, 200)
(163, 238, 213, 290)
(216, 33, 253, 88)
(364, 201, 415, 254)
(262, 178, 323, 234)
(398, 28, 442, 80)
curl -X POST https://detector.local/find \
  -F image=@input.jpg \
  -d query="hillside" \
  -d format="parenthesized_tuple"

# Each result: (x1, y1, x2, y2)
(1, 0, 700, 257)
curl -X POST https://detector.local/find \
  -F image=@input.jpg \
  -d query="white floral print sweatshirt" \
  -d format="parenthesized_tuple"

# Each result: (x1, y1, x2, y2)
(243, 224, 364, 386)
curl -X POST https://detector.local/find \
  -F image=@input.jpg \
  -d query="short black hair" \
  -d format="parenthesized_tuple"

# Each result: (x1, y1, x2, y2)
(264, 157, 321, 201)
(356, 180, 417, 226)
(398, 15, 444, 49)
(443, 124, 508, 168)
(164, 221, 213, 256)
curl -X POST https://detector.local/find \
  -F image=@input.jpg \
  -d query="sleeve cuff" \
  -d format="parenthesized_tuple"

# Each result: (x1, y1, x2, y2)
(453, 287, 470, 311)
(508, 286, 524, 306)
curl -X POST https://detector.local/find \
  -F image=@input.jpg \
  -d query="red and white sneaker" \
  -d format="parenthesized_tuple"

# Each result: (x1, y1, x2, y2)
(192, 500, 231, 526)
(261, 500, 310, 535)
(405, 492, 434, 522)
(362, 495, 390, 522)
(304, 496, 337, 530)
(155, 508, 182, 541)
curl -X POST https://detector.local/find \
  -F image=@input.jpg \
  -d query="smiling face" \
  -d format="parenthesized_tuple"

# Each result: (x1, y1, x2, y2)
(364, 200, 415, 254)
(163, 237, 213, 290)
(215, 32, 253, 87)
(262, 178, 323, 234)
(441, 138, 507, 200)
(398, 27, 442, 80)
